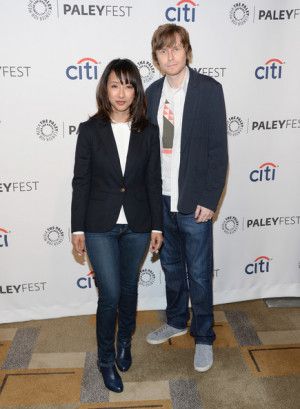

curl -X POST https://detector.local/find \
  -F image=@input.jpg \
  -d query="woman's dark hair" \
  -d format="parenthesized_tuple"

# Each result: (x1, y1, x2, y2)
(91, 58, 148, 132)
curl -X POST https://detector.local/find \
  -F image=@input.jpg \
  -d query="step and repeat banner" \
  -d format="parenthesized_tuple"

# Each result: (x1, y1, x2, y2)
(1, 0, 300, 323)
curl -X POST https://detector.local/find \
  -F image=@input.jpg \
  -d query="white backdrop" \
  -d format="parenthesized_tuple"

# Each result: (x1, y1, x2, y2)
(1, 0, 300, 324)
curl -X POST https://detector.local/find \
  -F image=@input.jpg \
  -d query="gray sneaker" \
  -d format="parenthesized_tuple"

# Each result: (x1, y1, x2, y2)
(194, 344, 213, 372)
(146, 324, 187, 344)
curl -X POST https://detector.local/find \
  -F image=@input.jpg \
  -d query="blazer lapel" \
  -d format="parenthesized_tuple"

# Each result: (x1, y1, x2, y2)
(124, 129, 138, 179)
(96, 120, 123, 179)
(181, 68, 203, 153)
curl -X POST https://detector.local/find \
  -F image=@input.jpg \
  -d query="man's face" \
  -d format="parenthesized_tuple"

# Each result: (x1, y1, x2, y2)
(155, 33, 187, 78)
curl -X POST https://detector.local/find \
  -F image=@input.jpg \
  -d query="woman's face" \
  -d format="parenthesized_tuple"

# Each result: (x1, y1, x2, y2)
(107, 71, 135, 121)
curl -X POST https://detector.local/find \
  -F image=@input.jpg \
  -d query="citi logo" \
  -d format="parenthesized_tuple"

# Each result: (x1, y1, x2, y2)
(249, 162, 278, 182)
(255, 58, 284, 80)
(66, 58, 101, 80)
(0, 228, 9, 247)
(165, 0, 197, 22)
(77, 271, 96, 289)
(245, 256, 271, 275)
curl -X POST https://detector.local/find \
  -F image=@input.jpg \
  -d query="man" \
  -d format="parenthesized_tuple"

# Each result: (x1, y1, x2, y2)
(146, 24, 228, 372)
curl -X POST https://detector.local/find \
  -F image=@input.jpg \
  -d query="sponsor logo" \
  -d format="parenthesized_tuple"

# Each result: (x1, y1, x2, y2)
(249, 162, 278, 182)
(63, 3, 132, 17)
(139, 269, 156, 287)
(43, 226, 64, 246)
(0, 66, 31, 78)
(36, 119, 58, 141)
(28, 0, 52, 20)
(245, 256, 271, 274)
(251, 119, 300, 131)
(229, 3, 250, 26)
(165, 0, 198, 23)
(0, 228, 10, 248)
(137, 61, 155, 84)
(222, 216, 239, 234)
(0, 282, 47, 294)
(0, 182, 39, 193)
(66, 57, 101, 80)
(258, 9, 300, 21)
(77, 271, 96, 289)
(246, 216, 300, 228)
(255, 58, 284, 80)
(227, 116, 244, 136)
(192, 67, 227, 78)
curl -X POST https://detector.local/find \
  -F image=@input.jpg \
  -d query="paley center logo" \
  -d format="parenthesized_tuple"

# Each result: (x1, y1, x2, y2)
(0, 228, 10, 248)
(245, 256, 271, 275)
(229, 3, 250, 25)
(66, 57, 101, 80)
(139, 268, 156, 287)
(222, 216, 239, 234)
(165, 0, 198, 23)
(227, 116, 244, 137)
(255, 59, 284, 80)
(36, 119, 58, 141)
(43, 226, 64, 246)
(28, 0, 52, 20)
(137, 61, 155, 84)
(77, 271, 96, 289)
(249, 162, 278, 182)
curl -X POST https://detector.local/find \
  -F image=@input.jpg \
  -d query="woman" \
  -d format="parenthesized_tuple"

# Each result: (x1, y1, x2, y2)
(71, 59, 163, 393)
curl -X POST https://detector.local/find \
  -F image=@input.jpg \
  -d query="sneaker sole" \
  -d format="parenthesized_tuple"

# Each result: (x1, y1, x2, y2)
(146, 328, 188, 345)
(194, 362, 213, 372)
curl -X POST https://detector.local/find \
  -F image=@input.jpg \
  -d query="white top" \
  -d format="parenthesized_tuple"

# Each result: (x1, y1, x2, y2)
(157, 67, 189, 212)
(111, 121, 131, 224)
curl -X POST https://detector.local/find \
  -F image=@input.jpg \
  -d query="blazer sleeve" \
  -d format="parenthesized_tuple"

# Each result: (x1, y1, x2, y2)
(71, 123, 93, 232)
(201, 82, 228, 211)
(146, 125, 163, 231)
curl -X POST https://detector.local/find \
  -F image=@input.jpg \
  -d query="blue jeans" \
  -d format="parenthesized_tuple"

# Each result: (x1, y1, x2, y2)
(160, 196, 215, 345)
(85, 225, 150, 365)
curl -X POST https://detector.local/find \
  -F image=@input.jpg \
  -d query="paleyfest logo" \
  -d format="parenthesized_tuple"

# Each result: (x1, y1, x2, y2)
(66, 58, 101, 80)
(255, 59, 284, 80)
(245, 256, 271, 275)
(28, 0, 52, 20)
(165, 0, 198, 23)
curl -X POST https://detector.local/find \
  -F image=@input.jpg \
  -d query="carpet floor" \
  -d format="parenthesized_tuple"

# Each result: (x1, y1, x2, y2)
(1, 299, 300, 409)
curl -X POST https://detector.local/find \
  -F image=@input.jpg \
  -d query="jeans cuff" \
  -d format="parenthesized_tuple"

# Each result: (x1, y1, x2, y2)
(97, 359, 115, 368)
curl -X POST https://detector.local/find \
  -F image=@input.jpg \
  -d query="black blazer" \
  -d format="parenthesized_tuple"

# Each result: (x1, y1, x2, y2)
(71, 118, 163, 233)
(146, 67, 228, 213)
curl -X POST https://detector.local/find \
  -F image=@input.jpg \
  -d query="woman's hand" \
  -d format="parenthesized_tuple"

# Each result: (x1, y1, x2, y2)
(72, 233, 85, 255)
(150, 232, 163, 253)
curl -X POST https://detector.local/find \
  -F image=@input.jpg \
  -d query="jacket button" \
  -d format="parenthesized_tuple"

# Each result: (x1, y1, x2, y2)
(120, 188, 125, 192)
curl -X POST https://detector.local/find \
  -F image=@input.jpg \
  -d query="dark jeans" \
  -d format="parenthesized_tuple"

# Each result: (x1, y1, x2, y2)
(160, 195, 215, 345)
(85, 225, 150, 365)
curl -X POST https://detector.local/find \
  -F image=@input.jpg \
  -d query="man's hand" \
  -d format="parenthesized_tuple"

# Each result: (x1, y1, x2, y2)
(150, 232, 163, 253)
(72, 234, 85, 255)
(194, 205, 214, 223)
